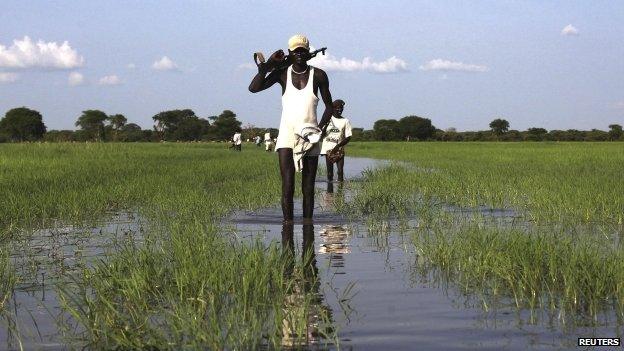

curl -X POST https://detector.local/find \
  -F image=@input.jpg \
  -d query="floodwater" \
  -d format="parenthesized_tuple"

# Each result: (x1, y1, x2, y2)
(226, 157, 623, 350)
(1, 212, 146, 350)
(2, 157, 622, 350)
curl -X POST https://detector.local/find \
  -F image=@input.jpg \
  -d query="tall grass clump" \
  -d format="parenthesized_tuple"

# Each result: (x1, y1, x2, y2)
(336, 165, 422, 220)
(0, 247, 16, 313)
(413, 225, 624, 324)
(60, 220, 334, 349)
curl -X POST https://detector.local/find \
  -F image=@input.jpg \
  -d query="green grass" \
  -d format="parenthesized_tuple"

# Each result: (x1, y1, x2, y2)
(0, 143, 334, 349)
(0, 143, 282, 230)
(0, 247, 15, 313)
(413, 225, 624, 324)
(344, 142, 624, 324)
(348, 142, 624, 224)
(3, 141, 623, 344)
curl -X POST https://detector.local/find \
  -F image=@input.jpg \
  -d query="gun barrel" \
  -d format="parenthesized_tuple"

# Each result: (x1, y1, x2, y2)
(310, 47, 327, 57)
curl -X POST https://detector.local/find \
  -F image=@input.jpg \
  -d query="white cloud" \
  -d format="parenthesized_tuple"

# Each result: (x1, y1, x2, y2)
(68, 71, 84, 86)
(561, 24, 579, 36)
(127, 63, 136, 70)
(152, 56, 178, 71)
(98, 75, 121, 85)
(238, 62, 256, 69)
(310, 53, 408, 73)
(419, 59, 488, 72)
(0, 36, 84, 69)
(613, 101, 624, 110)
(0, 72, 19, 83)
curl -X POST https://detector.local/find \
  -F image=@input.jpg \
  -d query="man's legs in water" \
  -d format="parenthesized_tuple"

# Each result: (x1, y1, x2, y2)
(278, 150, 318, 221)
(302, 156, 319, 219)
(325, 156, 334, 182)
(336, 157, 345, 182)
(278, 148, 295, 221)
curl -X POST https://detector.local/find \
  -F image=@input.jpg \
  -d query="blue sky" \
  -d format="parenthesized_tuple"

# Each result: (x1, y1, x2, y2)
(1, 0, 622, 131)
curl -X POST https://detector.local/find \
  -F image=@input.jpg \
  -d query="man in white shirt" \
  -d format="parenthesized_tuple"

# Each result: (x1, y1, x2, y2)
(232, 130, 242, 151)
(320, 100, 352, 182)
(263, 131, 274, 151)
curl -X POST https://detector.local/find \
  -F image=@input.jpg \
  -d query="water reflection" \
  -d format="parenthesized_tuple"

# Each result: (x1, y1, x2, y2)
(319, 225, 351, 274)
(321, 181, 345, 213)
(280, 223, 334, 348)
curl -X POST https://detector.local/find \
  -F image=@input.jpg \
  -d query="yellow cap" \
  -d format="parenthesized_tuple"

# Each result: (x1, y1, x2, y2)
(288, 34, 310, 51)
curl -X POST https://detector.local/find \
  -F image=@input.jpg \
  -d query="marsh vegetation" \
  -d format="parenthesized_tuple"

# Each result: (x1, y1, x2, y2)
(345, 142, 624, 326)
(1, 141, 623, 349)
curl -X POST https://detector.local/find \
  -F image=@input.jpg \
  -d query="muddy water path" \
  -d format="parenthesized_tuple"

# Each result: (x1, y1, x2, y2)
(225, 157, 622, 350)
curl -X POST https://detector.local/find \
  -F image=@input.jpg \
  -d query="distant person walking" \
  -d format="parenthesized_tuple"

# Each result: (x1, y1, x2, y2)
(254, 135, 262, 147)
(249, 34, 334, 222)
(321, 100, 352, 182)
(232, 130, 242, 151)
(264, 131, 274, 151)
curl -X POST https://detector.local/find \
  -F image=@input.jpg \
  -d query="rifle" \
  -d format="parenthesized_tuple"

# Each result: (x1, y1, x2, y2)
(253, 47, 327, 72)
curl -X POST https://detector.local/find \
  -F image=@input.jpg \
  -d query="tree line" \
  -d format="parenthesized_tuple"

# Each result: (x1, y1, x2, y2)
(0, 107, 622, 142)
(0, 107, 246, 142)
(352, 117, 623, 141)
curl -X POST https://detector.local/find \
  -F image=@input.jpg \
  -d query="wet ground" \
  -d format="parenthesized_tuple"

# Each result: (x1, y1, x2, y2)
(225, 157, 623, 350)
(1, 213, 146, 350)
(2, 157, 622, 350)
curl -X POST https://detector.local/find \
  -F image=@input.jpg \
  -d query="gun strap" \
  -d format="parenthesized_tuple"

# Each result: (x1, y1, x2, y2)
(254, 52, 266, 66)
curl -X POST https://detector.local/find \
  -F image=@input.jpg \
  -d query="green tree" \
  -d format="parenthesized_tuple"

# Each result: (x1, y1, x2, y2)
(585, 129, 609, 141)
(152, 109, 205, 141)
(107, 114, 127, 141)
(44, 130, 75, 142)
(119, 123, 145, 142)
(173, 116, 211, 141)
(398, 115, 436, 140)
(373, 119, 400, 141)
(525, 127, 548, 141)
(0, 107, 47, 142)
(75, 110, 108, 141)
(210, 110, 242, 141)
(608, 124, 623, 141)
(489, 118, 510, 136)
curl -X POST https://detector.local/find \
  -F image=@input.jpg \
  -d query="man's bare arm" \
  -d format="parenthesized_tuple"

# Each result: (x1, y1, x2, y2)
(248, 68, 282, 93)
(334, 136, 351, 149)
(316, 69, 333, 130)
(249, 50, 287, 93)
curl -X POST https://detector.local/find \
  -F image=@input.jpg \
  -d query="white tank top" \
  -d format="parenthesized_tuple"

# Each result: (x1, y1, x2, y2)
(275, 66, 319, 150)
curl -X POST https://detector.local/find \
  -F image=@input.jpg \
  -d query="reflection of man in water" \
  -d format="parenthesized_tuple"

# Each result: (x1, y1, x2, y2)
(249, 34, 334, 222)
(280, 223, 332, 347)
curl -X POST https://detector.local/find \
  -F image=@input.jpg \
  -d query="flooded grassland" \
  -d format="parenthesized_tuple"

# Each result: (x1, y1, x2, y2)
(1, 142, 623, 350)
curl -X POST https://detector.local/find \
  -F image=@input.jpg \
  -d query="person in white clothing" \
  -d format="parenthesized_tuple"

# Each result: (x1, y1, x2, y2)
(264, 131, 274, 151)
(320, 99, 352, 182)
(232, 130, 242, 151)
(249, 34, 334, 222)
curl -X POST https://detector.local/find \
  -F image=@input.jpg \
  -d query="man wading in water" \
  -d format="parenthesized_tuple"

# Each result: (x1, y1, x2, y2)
(249, 34, 334, 222)
(321, 99, 352, 182)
